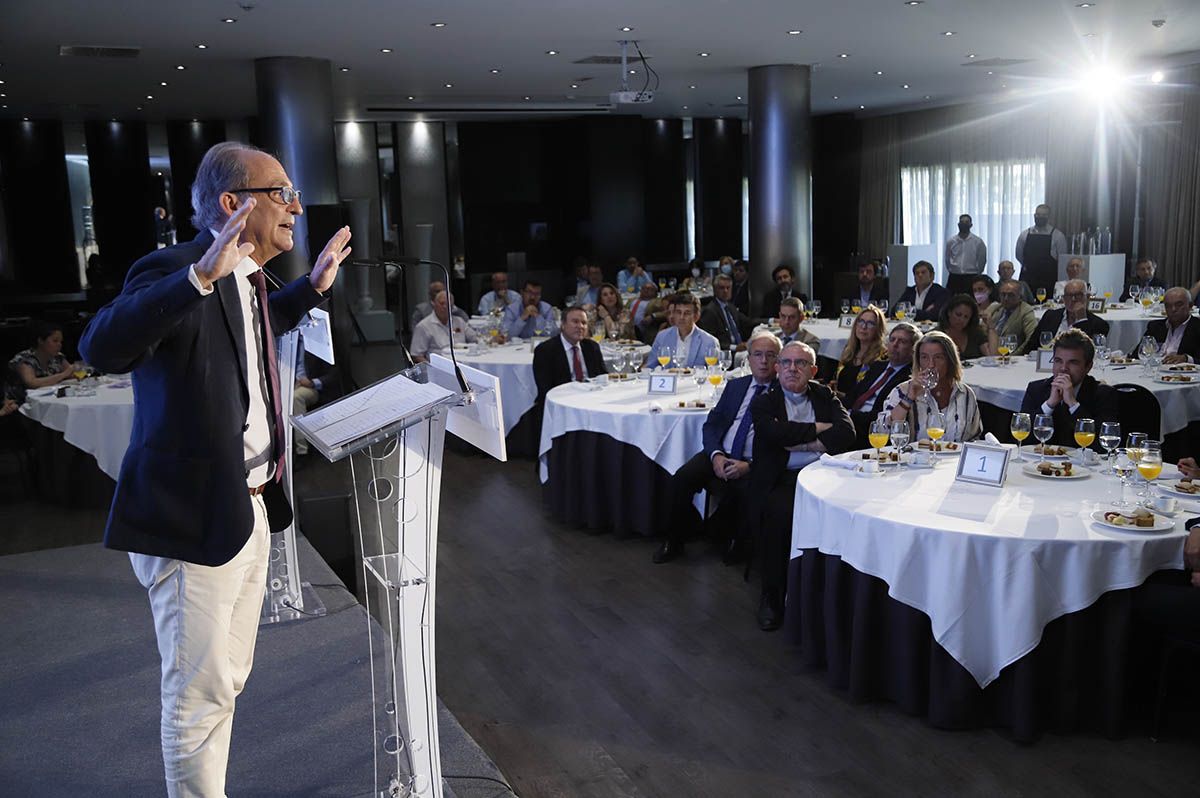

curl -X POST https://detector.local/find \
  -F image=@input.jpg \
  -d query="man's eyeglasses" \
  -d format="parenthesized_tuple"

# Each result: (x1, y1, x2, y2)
(778, 358, 813, 369)
(232, 186, 302, 205)
(998, 291, 1019, 299)
(748, 351, 778, 361)
(1063, 291, 1086, 300)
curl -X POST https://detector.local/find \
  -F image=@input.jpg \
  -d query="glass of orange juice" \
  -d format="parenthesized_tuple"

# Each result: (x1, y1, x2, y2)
(657, 345, 674, 370)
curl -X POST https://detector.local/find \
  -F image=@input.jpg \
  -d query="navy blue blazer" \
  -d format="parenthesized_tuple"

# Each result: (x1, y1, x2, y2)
(894, 283, 950, 321)
(79, 231, 325, 566)
(700, 375, 775, 458)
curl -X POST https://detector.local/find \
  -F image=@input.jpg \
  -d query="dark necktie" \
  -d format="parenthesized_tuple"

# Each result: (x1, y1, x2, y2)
(729, 384, 767, 461)
(723, 303, 741, 346)
(572, 345, 585, 382)
(246, 270, 287, 483)
(851, 365, 896, 412)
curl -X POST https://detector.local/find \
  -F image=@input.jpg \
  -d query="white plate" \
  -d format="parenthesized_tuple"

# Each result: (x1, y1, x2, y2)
(847, 448, 910, 467)
(670, 404, 711, 412)
(1022, 463, 1090, 480)
(913, 441, 963, 456)
(1025, 445, 1075, 461)
(1155, 374, 1198, 385)
(1160, 363, 1200, 373)
(1152, 481, 1200, 500)
(1089, 509, 1175, 533)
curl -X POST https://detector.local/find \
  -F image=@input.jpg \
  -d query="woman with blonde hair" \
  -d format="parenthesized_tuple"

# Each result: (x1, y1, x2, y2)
(594, 282, 635, 340)
(881, 330, 982, 442)
(834, 305, 887, 400)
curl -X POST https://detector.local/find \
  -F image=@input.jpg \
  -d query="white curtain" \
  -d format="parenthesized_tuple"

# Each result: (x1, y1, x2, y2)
(902, 158, 1045, 281)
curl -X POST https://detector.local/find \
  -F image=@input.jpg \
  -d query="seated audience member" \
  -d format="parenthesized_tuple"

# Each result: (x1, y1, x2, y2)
(730, 259, 751, 315)
(761, 265, 809, 318)
(748, 341, 855, 631)
(845, 322, 921, 448)
(647, 293, 720, 368)
(288, 333, 325, 456)
(575, 264, 604, 307)
(1121, 257, 1166, 301)
(637, 286, 672, 343)
(1016, 278, 1109, 355)
(972, 274, 997, 316)
(834, 305, 887, 401)
(594, 283, 635, 340)
(893, 260, 949, 321)
(1019, 328, 1118, 449)
(1131, 287, 1200, 363)
(998, 259, 1036, 305)
(936, 294, 997, 360)
(882, 330, 982, 442)
(652, 332, 782, 565)
(411, 290, 476, 361)
(569, 259, 590, 298)
(532, 307, 605, 406)
(616, 256, 654, 295)
(700, 274, 755, 351)
(502, 279, 558, 339)
(853, 260, 890, 309)
(1131, 518, 1200, 645)
(985, 279, 1038, 345)
(8, 320, 77, 401)
(478, 271, 521, 315)
(1053, 257, 1086, 301)
(627, 282, 658, 329)
(0, 398, 17, 416)
(775, 297, 822, 351)
(681, 258, 711, 290)
(411, 280, 468, 330)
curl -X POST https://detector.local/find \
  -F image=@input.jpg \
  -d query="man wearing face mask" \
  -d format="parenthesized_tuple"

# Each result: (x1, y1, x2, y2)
(944, 214, 988, 296)
(1015, 204, 1068, 299)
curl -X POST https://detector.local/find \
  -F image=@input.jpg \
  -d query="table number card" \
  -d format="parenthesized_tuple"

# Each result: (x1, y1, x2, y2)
(1088, 297, 1107, 313)
(1035, 349, 1056, 372)
(954, 441, 1012, 487)
(838, 315, 856, 329)
(647, 374, 678, 395)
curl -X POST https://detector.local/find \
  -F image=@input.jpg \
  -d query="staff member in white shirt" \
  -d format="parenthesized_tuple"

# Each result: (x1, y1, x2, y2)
(944, 214, 988, 296)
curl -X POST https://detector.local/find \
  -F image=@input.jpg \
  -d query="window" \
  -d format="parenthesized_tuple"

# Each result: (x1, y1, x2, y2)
(901, 158, 1045, 280)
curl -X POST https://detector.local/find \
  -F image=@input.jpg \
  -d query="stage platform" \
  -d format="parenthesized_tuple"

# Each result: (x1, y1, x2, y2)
(0, 536, 514, 798)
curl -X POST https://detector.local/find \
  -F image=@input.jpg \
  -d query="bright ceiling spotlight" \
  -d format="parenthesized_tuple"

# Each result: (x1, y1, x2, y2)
(1076, 63, 1126, 104)
(1150, 70, 1165, 84)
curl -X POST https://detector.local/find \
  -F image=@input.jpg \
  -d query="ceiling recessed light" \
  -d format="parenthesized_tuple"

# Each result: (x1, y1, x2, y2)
(905, 1, 923, 5)
(490, 68, 501, 74)
(340, 67, 350, 72)
(1076, 2, 1094, 7)
(682, 105, 688, 110)
(689, 84, 697, 89)
(135, 107, 141, 111)
(1001, 84, 1007, 88)
(736, 95, 742, 100)
(987, 71, 994, 75)
(875, 70, 884, 75)
(524, 95, 531, 100)
(832, 95, 839, 99)
(902, 84, 910, 89)
(859, 104, 866, 109)
(942, 31, 956, 36)
(570, 83, 578, 88)
(430, 22, 446, 28)
(407, 95, 415, 100)
(176, 64, 186, 70)
(966, 53, 977, 59)
(1151, 70, 1165, 83)
(221, 17, 236, 23)
(698, 52, 710, 57)
(145, 94, 153, 100)
(546, 50, 558, 55)
(444, 83, 453, 88)
(838, 53, 850, 58)
(1082, 32, 1096, 37)
(629, 69, 637, 74)
(380, 48, 392, 53)
(787, 30, 802, 35)
(195, 43, 207, 49)
(620, 26, 634, 32)
(23, 117, 29, 121)
(157, 171, 163, 176)
(924, 95, 931, 99)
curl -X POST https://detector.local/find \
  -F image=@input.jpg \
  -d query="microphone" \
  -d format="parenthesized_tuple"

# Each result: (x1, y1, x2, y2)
(347, 259, 415, 370)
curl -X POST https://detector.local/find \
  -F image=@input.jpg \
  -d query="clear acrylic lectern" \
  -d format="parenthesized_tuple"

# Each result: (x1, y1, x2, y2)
(293, 361, 484, 798)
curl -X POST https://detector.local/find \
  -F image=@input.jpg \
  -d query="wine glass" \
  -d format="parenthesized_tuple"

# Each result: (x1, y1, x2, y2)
(657, 345, 674, 370)
(718, 349, 733, 372)
(1113, 450, 1135, 507)
(998, 334, 1017, 361)
(1099, 421, 1121, 475)
(1136, 439, 1163, 503)
(707, 368, 723, 400)
(840, 298, 850, 315)
(1039, 331, 1054, 350)
(894, 302, 907, 320)
(851, 302, 862, 315)
(869, 415, 891, 464)
(877, 299, 889, 314)
(1036, 287, 1047, 305)
(704, 352, 719, 370)
(926, 408, 946, 464)
(694, 366, 708, 401)
(1074, 417, 1095, 465)
(1033, 413, 1054, 464)
(1139, 335, 1159, 359)
(811, 300, 822, 317)
(1010, 412, 1031, 460)
(890, 419, 911, 469)
(1095, 345, 1111, 374)
(1128, 284, 1141, 304)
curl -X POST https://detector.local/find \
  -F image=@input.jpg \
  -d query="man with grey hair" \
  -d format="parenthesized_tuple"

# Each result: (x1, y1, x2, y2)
(985, 278, 1038, 344)
(747, 341, 855, 630)
(1133, 286, 1200, 364)
(1017, 278, 1109, 355)
(80, 141, 352, 797)
(653, 330, 781, 565)
(411, 280, 469, 330)
(411, 289, 477, 361)
(1053, 256, 1086, 300)
(477, 270, 520, 315)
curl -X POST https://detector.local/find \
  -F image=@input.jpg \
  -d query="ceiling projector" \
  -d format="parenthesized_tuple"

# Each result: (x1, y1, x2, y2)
(609, 90, 655, 104)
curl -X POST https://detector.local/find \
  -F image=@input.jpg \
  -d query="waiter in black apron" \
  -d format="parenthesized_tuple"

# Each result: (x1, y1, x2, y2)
(1015, 203, 1067, 300)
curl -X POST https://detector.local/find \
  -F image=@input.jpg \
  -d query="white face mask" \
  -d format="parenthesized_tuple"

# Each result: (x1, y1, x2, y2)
(974, 291, 989, 304)
(720, 264, 733, 275)
(691, 268, 701, 277)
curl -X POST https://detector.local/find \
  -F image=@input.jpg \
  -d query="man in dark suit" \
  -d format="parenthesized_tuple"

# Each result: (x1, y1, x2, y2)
(845, 322, 920, 448)
(1131, 287, 1200, 363)
(532, 306, 606, 407)
(652, 331, 781, 565)
(78, 142, 351, 796)
(852, 260, 890, 310)
(731, 259, 751, 315)
(749, 341, 856, 630)
(699, 273, 755, 350)
(1120, 258, 1167, 301)
(893, 260, 949, 321)
(761, 265, 810, 318)
(1019, 328, 1118, 449)
(1016, 279, 1109, 355)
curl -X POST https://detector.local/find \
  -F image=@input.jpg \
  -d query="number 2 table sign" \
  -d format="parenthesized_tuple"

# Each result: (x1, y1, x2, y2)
(647, 373, 678, 395)
(954, 441, 1013, 487)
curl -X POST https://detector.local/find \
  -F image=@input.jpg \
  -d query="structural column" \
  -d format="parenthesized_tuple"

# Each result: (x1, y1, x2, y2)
(255, 57, 340, 280)
(748, 64, 812, 313)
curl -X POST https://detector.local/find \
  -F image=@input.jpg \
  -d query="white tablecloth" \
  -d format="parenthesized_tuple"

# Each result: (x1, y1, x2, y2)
(792, 453, 1188, 688)
(963, 356, 1200, 436)
(21, 379, 134, 480)
(538, 377, 710, 482)
(1031, 304, 1154, 354)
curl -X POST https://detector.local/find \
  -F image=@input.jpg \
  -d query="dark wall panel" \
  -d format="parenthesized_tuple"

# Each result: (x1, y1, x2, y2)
(642, 118, 686, 263)
(0, 120, 79, 290)
(811, 113, 863, 305)
(85, 120, 156, 281)
(587, 116, 646, 265)
(166, 120, 227, 242)
(694, 117, 743, 261)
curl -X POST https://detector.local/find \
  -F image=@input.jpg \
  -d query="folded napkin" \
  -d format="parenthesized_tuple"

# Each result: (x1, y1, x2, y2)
(984, 432, 1000, 445)
(648, 402, 664, 414)
(820, 453, 860, 470)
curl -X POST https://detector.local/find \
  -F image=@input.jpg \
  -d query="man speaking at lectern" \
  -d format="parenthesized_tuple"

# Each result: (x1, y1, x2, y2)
(80, 142, 352, 797)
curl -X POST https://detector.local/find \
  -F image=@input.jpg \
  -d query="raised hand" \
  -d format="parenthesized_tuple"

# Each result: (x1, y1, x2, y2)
(194, 199, 257, 289)
(310, 225, 353, 293)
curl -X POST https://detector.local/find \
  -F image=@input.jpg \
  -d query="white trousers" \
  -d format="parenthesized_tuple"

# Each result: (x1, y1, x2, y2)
(130, 494, 269, 798)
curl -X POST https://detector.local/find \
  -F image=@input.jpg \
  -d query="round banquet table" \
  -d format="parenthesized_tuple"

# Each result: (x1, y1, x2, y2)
(21, 378, 134, 481)
(1031, 302, 1163, 354)
(538, 374, 721, 535)
(962, 356, 1200, 438)
(786, 450, 1189, 740)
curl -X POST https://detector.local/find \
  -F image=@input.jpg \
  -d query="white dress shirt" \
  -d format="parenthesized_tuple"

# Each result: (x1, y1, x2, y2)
(719, 378, 772, 460)
(411, 312, 477, 359)
(944, 233, 988, 275)
(675, 327, 695, 365)
(559, 334, 588, 381)
(1163, 317, 1193, 362)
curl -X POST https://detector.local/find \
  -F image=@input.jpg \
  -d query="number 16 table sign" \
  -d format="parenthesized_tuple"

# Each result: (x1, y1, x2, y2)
(954, 441, 1013, 487)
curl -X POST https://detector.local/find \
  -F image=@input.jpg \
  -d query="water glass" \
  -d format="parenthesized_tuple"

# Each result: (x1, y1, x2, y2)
(1039, 331, 1054, 350)
(1099, 421, 1121, 474)
(1033, 413, 1054, 463)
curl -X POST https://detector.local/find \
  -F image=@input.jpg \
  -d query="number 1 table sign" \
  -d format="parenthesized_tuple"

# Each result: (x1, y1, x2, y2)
(954, 441, 1013, 487)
